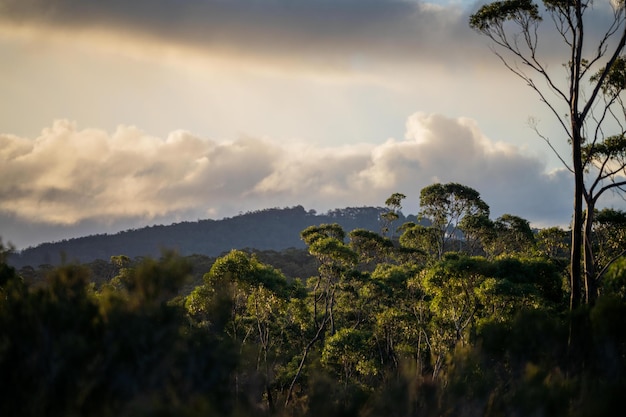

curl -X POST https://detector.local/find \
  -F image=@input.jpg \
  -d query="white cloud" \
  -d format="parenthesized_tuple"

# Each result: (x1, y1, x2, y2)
(0, 121, 276, 224)
(0, 113, 575, 247)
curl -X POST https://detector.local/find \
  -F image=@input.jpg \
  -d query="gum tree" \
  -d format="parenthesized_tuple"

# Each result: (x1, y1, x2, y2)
(419, 183, 490, 259)
(380, 192, 406, 238)
(285, 224, 358, 407)
(470, 0, 626, 307)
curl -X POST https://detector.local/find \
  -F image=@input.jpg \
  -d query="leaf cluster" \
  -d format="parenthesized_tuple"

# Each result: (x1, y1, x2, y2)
(470, 0, 541, 32)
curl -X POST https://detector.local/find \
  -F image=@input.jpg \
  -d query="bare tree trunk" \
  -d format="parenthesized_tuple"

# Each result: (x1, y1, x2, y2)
(583, 203, 597, 305)
(284, 335, 320, 407)
(570, 1, 585, 309)
(284, 310, 330, 407)
(568, 118, 585, 375)
(571, 144, 584, 311)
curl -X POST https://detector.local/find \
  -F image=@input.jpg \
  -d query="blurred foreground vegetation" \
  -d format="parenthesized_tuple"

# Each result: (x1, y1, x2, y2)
(2, 187, 626, 416)
(3, 241, 626, 416)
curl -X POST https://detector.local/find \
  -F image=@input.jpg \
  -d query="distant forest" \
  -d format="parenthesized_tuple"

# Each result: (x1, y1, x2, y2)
(8, 205, 420, 269)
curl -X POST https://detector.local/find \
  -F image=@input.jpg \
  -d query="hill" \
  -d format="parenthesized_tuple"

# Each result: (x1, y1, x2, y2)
(8, 205, 416, 268)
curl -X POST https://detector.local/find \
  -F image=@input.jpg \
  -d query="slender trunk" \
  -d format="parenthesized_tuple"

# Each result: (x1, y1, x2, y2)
(570, 1, 584, 309)
(583, 203, 597, 305)
(568, 83, 585, 374)
(329, 291, 335, 336)
(266, 382, 275, 414)
(284, 345, 311, 408)
(571, 139, 584, 310)
(284, 310, 329, 407)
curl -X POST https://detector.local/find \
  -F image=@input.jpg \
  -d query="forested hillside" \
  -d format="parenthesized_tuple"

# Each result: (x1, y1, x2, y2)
(9, 206, 417, 269)
(3, 184, 626, 416)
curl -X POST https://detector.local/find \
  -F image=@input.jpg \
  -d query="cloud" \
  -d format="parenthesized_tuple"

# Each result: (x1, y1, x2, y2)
(3, 0, 618, 67)
(257, 112, 573, 228)
(4, 1, 625, 252)
(0, 120, 277, 224)
(0, 0, 481, 73)
(0, 113, 573, 243)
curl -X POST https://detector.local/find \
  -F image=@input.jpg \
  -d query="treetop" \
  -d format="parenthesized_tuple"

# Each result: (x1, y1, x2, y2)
(469, 0, 541, 32)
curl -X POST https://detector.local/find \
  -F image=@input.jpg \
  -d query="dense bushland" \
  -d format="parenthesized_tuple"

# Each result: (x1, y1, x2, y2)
(2, 187, 626, 416)
(2, 232, 625, 416)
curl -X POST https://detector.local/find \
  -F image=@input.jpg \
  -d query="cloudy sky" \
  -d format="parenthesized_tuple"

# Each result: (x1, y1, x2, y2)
(1, 0, 624, 250)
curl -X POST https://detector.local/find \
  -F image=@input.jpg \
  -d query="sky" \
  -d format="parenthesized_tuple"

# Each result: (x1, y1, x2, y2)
(0, 0, 624, 250)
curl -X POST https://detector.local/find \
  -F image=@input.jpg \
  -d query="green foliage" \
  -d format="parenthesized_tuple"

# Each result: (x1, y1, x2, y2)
(591, 208, 626, 281)
(301, 223, 346, 246)
(349, 228, 394, 267)
(0, 253, 237, 417)
(582, 134, 626, 163)
(385, 192, 407, 209)
(536, 226, 569, 258)
(459, 213, 495, 256)
(419, 183, 489, 225)
(469, 0, 542, 32)
(309, 237, 358, 268)
(322, 328, 377, 383)
(489, 214, 536, 256)
(205, 249, 288, 295)
(603, 256, 626, 300)
(419, 183, 490, 258)
(1, 185, 624, 417)
(381, 192, 406, 237)
(398, 222, 439, 261)
(590, 55, 626, 97)
(114, 250, 191, 309)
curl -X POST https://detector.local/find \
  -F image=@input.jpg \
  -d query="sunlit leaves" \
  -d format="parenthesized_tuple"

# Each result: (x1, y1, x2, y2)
(321, 328, 377, 382)
(419, 183, 490, 258)
(399, 222, 439, 261)
(381, 192, 406, 237)
(582, 134, 626, 163)
(590, 56, 626, 97)
(301, 223, 345, 246)
(593, 208, 626, 276)
(603, 256, 626, 300)
(309, 237, 358, 268)
(489, 214, 536, 257)
(535, 227, 569, 258)
(349, 228, 394, 266)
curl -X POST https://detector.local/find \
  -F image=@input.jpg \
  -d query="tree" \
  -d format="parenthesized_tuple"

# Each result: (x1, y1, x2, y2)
(1, 253, 239, 417)
(380, 192, 406, 238)
(321, 328, 377, 388)
(398, 222, 440, 262)
(469, 0, 626, 307)
(418, 183, 490, 258)
(590, 208, 626, 288)
(0, 239, 18, 289)
(185, 250, 291, 411)
(370, 263, 429, 374)
(581, 126, 626, 301)
(301, 223, 346, 246)
(458, 213, 495, 256)
(536, 226, 570, 259)
(348, 228, 394, 269)
(285, 224, 358, 406)
(487, 214, 536, 257)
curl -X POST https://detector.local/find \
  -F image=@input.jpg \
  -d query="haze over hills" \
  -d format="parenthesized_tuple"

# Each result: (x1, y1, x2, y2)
(8, 206, 418, 269)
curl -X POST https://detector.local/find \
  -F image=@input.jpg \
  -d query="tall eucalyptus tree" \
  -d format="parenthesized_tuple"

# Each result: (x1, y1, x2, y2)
(470, 0, 626, 307)
(418, 183, 490, 259)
